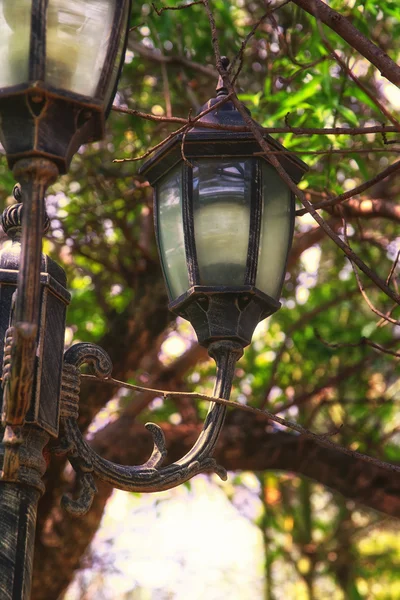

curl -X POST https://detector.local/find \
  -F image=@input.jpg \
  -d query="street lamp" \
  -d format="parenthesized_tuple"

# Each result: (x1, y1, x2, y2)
(138, 66, 306, 535)
(0, 6, 306, 593)
(0, 2, 131, 598)
(139, 65, 307, 349)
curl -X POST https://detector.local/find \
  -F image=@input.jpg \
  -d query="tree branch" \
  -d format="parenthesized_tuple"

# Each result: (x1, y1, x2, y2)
(33, 414, 400, 599)
(339, 198, 400, 223)
(292, 0, 400, 87)
(128, 40, 216, 78)
(81, 373, 400, 478)
(93, 414, 400, 519)
(112, 102, 399, 138)
(296, 160, 400, 215)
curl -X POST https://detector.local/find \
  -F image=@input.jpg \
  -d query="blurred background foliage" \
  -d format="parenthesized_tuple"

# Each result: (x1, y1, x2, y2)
(1, 0, 400, 598)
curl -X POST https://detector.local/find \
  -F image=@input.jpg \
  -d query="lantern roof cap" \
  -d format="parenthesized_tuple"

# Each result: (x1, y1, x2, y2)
(139, 57, 308, 184)
(190, 56, 252, 131)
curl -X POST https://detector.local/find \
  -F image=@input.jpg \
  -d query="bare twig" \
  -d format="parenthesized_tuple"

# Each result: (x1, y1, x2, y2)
(271, 358, 368, 415)
(386, 250, 400, 286)
(113, 92, 233, 163)
(316, 22, 400, 131)
(351, 266, 400, 325)
(113, 126, 186, 163)
(81, 374, 400, 477)
(255, 147, 400, 157)
(296, 160, 400, 215)
(279, 55, 329, 86)
(180, 121, 194, 168)
(341, 214, 400, 325)
(128, 40, 216, 78)
(260, 286, 368, 409)
(129, 23, 144, 33)
(230, 0, 292, 84)
(152, 1, 204, 16)
(151, 26, 173, 117)
(381, 125, 400, 146)
(377, 304, 399, 328)
(314, 329, 400, 358)
(112, 104, 399, 137)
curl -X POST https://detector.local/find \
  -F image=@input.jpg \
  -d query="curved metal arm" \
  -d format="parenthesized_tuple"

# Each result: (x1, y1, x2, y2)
(58, 341, 243, 515)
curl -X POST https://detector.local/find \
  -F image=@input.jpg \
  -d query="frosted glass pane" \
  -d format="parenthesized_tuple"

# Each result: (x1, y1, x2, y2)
(46, 0, 115, 97)
(0, 1, 31, 86)
(256, 162, 293, 300)
(158, 167, 189, 300)
(193, 160, 250, 286)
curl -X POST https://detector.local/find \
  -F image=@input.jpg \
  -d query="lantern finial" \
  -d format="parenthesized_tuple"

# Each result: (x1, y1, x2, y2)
(1, 184, 50, 242)
(216, 56, 230, 97)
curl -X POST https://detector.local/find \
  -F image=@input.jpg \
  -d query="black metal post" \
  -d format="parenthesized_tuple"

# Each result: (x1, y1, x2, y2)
(0, 163, 68, 600)
(0, 428, 49, 600)
(2, 159, 59, 457)
(0, 484, 40, 599)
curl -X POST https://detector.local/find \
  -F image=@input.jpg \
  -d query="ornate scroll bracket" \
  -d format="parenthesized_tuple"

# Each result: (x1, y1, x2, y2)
(57, 341, 237, 516)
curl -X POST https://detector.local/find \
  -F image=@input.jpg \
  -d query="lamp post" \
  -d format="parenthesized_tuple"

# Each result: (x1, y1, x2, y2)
(0, 2, 131, 598)
(0, 2, 306, 593)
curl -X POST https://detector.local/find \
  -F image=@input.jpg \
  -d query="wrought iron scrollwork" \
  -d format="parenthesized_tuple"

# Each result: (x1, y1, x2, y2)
(58, 340, 242, 515)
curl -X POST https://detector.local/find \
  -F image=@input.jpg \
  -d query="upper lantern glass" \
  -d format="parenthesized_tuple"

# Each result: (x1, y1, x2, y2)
(256, 161, 294, 300)
(0, 1, 31, 87)
(157, 166, 190, 300)
(46, 0, 116, 97)
(193, 159, 251, 287)
(0, 0, 129, 101)
(155, 156, 295, 305)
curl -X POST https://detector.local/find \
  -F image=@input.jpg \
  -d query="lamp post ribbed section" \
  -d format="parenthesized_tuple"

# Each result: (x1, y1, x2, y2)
(0, 428, 49, 600)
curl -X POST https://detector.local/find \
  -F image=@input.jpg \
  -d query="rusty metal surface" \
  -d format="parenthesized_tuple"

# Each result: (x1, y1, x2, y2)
(1, 159, 57, 483)
(0, 483, 41, 600)
(0, 427, 49, 600)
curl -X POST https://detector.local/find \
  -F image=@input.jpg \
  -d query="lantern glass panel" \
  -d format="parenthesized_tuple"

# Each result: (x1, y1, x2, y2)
(0, 1, 31, 87)
(256, 161, 293, 300)
(46, 0, 116, 97)
(157, 165, 189, 300)
(193, 159, 251, 286)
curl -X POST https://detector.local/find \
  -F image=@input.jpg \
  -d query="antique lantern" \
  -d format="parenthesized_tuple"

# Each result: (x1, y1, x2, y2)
(0, 0, 131, 173)
(140, 63, 308, 349)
